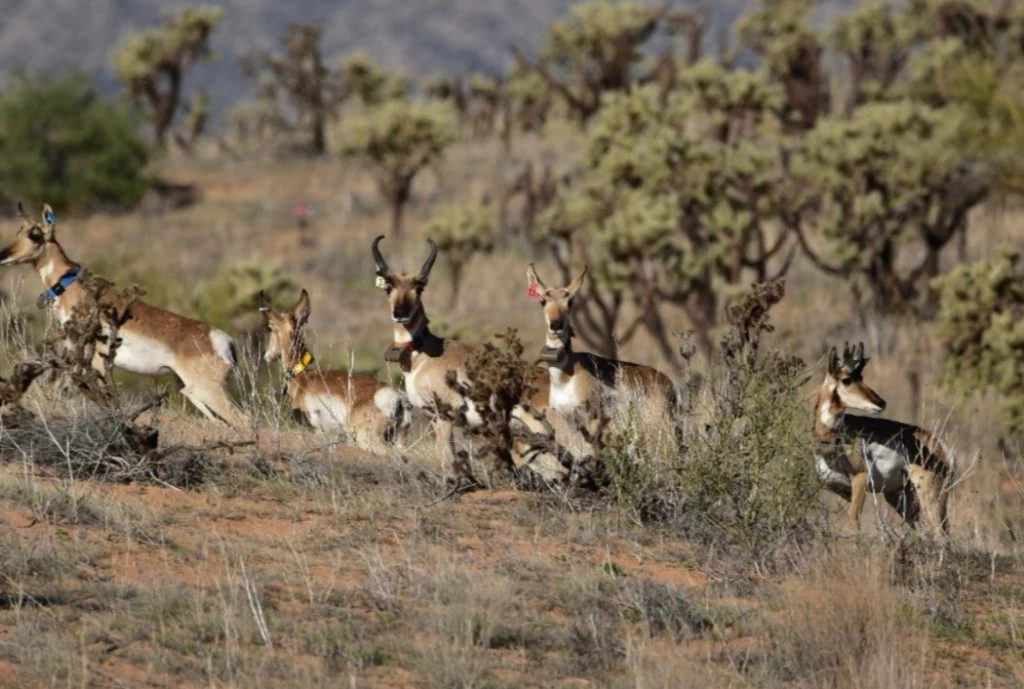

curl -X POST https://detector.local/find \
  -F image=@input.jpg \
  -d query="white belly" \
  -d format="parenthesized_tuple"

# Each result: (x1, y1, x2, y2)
(303, 394, 350, 431)
(549, 370, 585, 416)
(863, 441, 909, 493)
(111, 330, 176, 377)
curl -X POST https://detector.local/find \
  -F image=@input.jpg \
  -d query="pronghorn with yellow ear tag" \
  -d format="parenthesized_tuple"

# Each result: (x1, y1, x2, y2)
(813, 341, 955, 537)
(258, 289, 410, 451)
(525, 263, 679, 438)
(0, 203, 246, 427)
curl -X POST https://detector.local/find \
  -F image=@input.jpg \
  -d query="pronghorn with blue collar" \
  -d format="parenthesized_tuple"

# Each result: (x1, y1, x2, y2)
(0, 203, 247, 427)
(258, 288, 410, 451)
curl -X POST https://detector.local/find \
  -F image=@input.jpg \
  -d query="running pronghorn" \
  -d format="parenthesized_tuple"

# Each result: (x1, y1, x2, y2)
(525, 263, 678, 438)
(813, 342, 955, 537)
(0, 203, 246, 427)
(372, 235, 561, 481)
(258, 289, 410, 451)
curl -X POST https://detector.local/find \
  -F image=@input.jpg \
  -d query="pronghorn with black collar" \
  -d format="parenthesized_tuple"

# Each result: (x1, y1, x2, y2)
(371, 235, 487, 477)
(525, 264, 678, 438)
(0, 203, 246, 427)
(258, 289, 410, 451)
(813, 342, 955, 537)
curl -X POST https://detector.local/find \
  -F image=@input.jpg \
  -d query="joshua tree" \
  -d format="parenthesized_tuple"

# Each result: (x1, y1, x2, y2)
(424, 201, 494, 307)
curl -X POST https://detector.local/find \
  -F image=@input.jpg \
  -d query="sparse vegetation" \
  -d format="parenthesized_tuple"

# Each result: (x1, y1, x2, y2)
(2, 1, 1024, 687)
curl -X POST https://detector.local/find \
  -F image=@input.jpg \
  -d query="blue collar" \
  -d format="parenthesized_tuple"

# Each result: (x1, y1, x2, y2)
(38, 266, 82, 309)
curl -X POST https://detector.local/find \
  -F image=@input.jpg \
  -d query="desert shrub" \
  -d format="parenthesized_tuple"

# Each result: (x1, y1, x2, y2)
(600, 280, 824, 565)
(0, 73, 149, 212)
(184, 259, 298, 337)
(934, 247, 1024, 439)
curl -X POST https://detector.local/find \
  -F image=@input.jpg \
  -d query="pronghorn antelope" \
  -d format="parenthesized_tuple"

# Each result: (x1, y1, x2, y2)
(0, 204, 247, 427)
(525, 263, 678, 437)
(813, 342, 955, 537)
(371, 235, 481, 477)
(258, 289, 410, 451)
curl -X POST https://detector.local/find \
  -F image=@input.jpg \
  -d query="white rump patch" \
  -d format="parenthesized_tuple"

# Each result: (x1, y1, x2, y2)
(374, 387, 407, 423)
(209, 329, 236, 367)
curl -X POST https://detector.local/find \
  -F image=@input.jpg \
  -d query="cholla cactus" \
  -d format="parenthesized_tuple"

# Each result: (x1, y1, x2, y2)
(241, 23, 341, 155)
(543, 73, 792, 358)
(340, 100, 457, 237)
(338, 52, 410, 107)
(790, 100, 990, 314)
(510, 1, 671, 122)
(735, 0, 827, 130)
(187, 260, 298, 338)
(830, 1, 916, 112)
(111, 6, 222, 148)
(424, 202, 494, 307)
(935, 248, 1024, 438)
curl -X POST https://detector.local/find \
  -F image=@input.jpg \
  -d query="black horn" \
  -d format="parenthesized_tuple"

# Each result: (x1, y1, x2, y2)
(371, 235, 392, 277)
(418, 239, 438, 281)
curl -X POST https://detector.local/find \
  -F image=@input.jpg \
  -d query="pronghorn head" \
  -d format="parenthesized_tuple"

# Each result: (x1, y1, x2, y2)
(0, 203, 58, 266)
(371, 235, 437, 326)
(258, 289, 311, 366)
(526, 263, 587, 347)
(822, 341, 886, 417)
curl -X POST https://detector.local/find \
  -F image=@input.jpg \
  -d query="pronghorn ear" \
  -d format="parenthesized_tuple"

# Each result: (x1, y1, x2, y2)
(40, 203, 56, 237)
(257, 290, 273, 317)
(16, 202, 30, 221)
(827, 346, 839, 376)
(528, 264, 544, 292)
(294, 289, 311, 327)
(566, 265, 588, 297)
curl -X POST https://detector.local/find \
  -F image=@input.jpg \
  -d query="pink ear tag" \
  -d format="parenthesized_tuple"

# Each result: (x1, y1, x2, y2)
(527, 283, 542, 300)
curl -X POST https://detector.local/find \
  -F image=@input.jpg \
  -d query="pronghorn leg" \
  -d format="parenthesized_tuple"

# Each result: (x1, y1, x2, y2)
(434, 418, 474, 483)
(906, 465, 947, 539)
(848, 471, 869, 528)
(177, 370, 246, 428)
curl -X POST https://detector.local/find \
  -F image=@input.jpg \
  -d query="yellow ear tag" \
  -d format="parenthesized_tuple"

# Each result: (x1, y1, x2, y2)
(375, 276, 388, 290)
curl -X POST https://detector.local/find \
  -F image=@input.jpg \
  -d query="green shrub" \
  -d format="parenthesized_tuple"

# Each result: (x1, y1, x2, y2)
(0, 73, 149, 212)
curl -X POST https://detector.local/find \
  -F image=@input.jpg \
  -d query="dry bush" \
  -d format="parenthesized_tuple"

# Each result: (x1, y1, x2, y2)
(597, 280, 826, 566)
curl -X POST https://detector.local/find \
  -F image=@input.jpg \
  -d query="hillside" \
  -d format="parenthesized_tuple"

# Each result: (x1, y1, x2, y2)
(0, 0, 766, 118)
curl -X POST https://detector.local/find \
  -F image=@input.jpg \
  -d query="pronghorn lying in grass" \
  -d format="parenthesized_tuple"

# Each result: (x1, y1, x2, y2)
(0, 203, 246, 427)
(371, 235, 486, 479)
(813, 342, 955, 537)
(525, 263, 679, 440)
(258, 289, 409, 451)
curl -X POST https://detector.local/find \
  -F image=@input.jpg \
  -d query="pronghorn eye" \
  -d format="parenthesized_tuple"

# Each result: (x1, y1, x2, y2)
(841, 377, 852, 386)
(539, 298, 547, 306)
(28, 229, 42, 242)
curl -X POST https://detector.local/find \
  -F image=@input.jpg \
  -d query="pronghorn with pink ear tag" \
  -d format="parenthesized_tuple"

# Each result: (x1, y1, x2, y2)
(258, 288, 410, 451)
(813, 341, 955, 537)
(525, 263, 679, 438)
(0, 203, 246, 427)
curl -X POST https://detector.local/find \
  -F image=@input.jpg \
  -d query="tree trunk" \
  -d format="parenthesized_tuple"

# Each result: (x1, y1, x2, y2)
(151, 68, 182, 149)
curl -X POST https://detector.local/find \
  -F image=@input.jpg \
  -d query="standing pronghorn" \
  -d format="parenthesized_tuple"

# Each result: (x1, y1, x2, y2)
(525, 263, 678, 438)
(258, 289, 410, 451)
(813, 342, 955, 537)
(0, 203, 246, 427)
